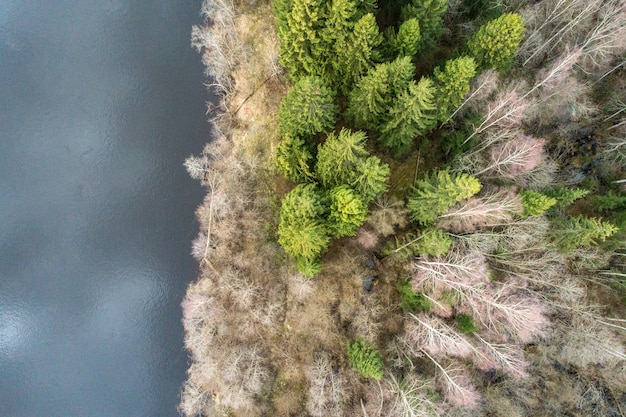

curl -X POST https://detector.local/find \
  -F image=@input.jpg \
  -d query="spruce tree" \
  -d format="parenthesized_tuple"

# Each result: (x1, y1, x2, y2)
(433, 56, 477, 123)
(544, 187, 589, 209)
(383, 18, 421, 60)
(277, 0, 327, 79)
(467, 13, 525, 71)
(346, 57, 415, 130)
(328, 185, 369, 237)
(332, 13, 382, 94)
(275, 134, 315, 183)
(401, 0, 448, 53)
(520, 190, 557, 216)
(315, 128, 369, 188)
(378, 77, 437, 155)
(278, 184, 330, 261)
(408, 170, 482, 225)
(278, 76, 338, 138)
(550, 216, 619, 252)
(353, 156, 390, 203)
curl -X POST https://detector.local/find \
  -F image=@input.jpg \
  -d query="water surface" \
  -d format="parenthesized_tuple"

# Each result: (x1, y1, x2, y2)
(0, 1, 209, 415)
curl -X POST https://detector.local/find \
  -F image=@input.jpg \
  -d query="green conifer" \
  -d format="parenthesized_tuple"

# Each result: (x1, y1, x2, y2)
(278, 0, 327, 79)
(520, 190, 557, 216)
(328, 185, 369, 237)
(433, 56, 477, 123)
(315, 128, 369, 188)
(467, 13, 525, 70)
(346, 57, 415, 130)
(378, 77, 437, 155)
(383, 18, 421, 60)
(408, 170, 482, 225)
(333, 13, 382, 94)
(353, 156, 390, 203)
(278, 184, 330, 260)
(401, 0, 447, 52)
(275, 134, 315, 183)
(278, 76, 338, 137)
(550, 216, 619, 252)
(544, 187, 589, 209)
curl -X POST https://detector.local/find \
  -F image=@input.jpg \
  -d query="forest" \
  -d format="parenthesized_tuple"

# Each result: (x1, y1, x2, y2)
(180, 0, 626, 415)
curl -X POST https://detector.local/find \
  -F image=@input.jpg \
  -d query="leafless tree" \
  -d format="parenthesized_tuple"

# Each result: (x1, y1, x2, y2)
(437, 190, 523, 233)
(422, 352, 481, 408)
(472, 334, 529, 379)
(404, 313, 474, 358)
(307, 351, 347, 417)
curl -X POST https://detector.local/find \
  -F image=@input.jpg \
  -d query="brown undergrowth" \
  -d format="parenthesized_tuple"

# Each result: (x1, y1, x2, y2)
(180, 1, 403, 415)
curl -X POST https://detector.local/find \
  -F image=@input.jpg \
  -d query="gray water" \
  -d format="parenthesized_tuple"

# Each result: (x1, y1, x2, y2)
(0, 1, 210, 416)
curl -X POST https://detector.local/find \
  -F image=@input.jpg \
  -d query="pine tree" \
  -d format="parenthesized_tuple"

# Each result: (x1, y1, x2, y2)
(328, 185, 369, 237)
(353, 156, 390, 203)
(378, 77, 437, 155)
(550, 216, 619, 252)
(346, 57, 415, 130)
(278, 184, 330, 260)
(347, 339, 384, 380)
(383, 18, 421, 60)
(520, 190, 557, 216)
(332, 13, 382, 94)
(275, 134, 315, 182)
(467, 13, 525, 71)
(408, 170, 482, 225)
(401, 0, 448, 53)
(315, 128, 369, 188)
(433, 56, 478, 123)
(278, 0, 328, 79)
(278, 76, 338, 138)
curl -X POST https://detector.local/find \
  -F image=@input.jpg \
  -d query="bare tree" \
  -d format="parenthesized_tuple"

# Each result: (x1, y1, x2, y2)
(472, 334, 529, 379)
(437, 190, 523, 233)
(307, 351, 346, 417)
(422, 352, 481, 408)
(404, 313, 474, 358)
(473, 135, 545, 180)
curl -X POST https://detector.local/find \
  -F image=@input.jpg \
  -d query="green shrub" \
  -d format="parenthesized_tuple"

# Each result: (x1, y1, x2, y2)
(397, 280, 431, 312)
(295, 257, 323, 277)
(455, 313, 477, 333)
(347, 339, 384, 380)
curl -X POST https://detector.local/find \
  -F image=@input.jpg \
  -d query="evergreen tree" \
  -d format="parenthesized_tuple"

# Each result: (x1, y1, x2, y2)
(433, 56, 478, 123)
(333, 13, 382, 94)
(347, 339, 384, 380)
(593, 191, 626, 211)
(328, 185, 369, 237)
(346, 57, 415, 130)
(544, 187, 589, 209)
(278, 76, 338, 138)
(278, 0, 328, 79)
(379, 77, 437, 155)
(550, 216, 619, 252)
(467, 13, 525, 70)
(278, 184, 330, 261)
(295, 257, 323, 277)
(315, 128, 369, 188)
(401, 0, 448, 53)
(275, 134, 315, 182)
(383, 18, 421, 60)
(353, 156, 390, 203)
(520, 190, 557, 216)
(408, 170, 482, 225)
(321, 0, 360, 78)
